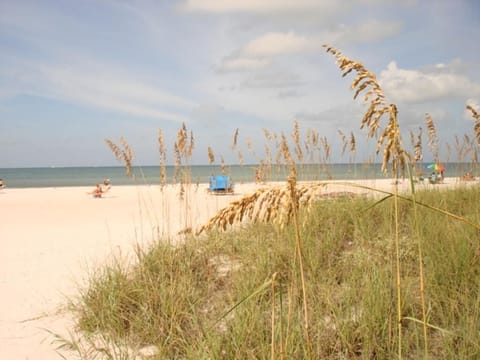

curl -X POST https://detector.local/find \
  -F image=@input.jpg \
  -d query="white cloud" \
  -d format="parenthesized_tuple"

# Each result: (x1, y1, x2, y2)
(181, 0, 354, 29)
(217, 19, 401, 73)
(3, 57, 196, 123)
(40, 63, 195, 121)
(277, 90, 301, 99)
(182, 0, 335, 14)
(217, 57, 271, 73)
(335, 20, 402, 43)
(380, 61, 480, 104)
(240, 71, 304, 89)
(215, 31, 320, 73)
(242, 31, 317, 57)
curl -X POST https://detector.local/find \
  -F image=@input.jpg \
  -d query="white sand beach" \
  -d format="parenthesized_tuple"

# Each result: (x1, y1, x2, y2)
(0, 177, 473, 359)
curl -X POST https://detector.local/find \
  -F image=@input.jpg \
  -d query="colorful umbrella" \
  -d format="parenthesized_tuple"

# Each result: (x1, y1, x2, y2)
(427, 163, 446, 171)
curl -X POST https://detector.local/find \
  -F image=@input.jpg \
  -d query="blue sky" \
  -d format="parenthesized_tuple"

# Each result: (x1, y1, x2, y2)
(1, 0, 479, 167)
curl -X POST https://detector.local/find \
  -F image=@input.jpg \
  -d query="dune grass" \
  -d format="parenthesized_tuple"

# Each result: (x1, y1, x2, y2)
(55, 45, 480, 359)
(59, 185, 480, 359)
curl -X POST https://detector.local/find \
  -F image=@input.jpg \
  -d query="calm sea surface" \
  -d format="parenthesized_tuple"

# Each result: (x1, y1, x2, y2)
(0, 163, 474, 188)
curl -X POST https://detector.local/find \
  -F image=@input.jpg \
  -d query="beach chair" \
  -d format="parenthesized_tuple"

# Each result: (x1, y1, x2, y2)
(428, 173, 439, 184)
(208, 175, 234, 195)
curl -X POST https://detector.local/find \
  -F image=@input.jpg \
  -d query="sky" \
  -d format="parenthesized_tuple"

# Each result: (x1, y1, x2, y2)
(1, 0, 480, 168)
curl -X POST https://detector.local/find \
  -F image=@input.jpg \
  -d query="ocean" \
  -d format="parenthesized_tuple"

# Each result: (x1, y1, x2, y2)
(0, 163, 473, 188)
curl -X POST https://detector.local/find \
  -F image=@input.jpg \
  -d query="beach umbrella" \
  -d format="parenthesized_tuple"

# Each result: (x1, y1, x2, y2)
(427, 163, 446, 171)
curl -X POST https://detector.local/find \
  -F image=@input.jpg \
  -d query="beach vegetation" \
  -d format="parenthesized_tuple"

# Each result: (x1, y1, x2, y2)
(60, 186, 480, 359)
(57, 46, 480, 359)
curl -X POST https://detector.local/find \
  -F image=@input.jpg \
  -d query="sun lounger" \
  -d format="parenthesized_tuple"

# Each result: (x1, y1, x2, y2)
(208, 175, 234, 194)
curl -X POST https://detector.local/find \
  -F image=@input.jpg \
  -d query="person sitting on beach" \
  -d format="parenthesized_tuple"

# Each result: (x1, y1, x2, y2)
(437, 171, 443, 183)
(88, 184, 103, 198)
(0, 178, 4, 189)
(100, 178, 111, 193)
(462, 172, 475, 181)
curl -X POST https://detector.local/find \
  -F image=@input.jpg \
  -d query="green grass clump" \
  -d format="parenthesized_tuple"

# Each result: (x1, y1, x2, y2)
(66, 186, 480, 359)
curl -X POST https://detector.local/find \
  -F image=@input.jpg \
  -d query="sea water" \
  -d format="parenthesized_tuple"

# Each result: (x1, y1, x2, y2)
(0, 163, 474, 188)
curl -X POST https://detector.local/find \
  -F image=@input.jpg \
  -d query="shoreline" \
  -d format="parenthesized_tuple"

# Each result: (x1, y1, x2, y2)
(0, 178, 477, 359)
(0, 174, 471, 190)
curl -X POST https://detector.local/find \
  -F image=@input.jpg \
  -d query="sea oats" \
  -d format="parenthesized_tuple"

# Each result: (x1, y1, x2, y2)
(338, 130, 348, 157)
(324, 45, 409, 177)
(177, 122, 187, 157)
(105, 137, 134, 177)
(292, 120, 304, 163)
(174, 142, 181, 183)
(231, 128, 239, 150)
(425, 113, 439, 163)
(187, 130, 195, 158)
(196, 182, 328, 235)
(349, 132, 356, 155)
(414, 126, 423, 162)
(263, 128, 273, 141)
(158, 129, 167, 187)
(467, 105, 480, 145)
(237, 149, 244, 166)
(207, 146, 215, 164)
(321, 136, 331, 162)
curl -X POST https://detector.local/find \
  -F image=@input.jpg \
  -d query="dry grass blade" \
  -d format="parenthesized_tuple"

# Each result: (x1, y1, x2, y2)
(254, 161, 266, 184)
(177, 122, 187, 156)
(280, 133, 294, 165)
(174, 142, 181, 183)
(263, 128, 273, 141)
(188, 130, 195, 158)
(467, 105, 480, 145)
(414, 126, 423, 162)
(349, 131, 356, 155)
(105, 139, 122, 162)
(311, 129, 318, 147)
(207, 146, 215, 164)
(264, 144, 272, 177)
(306, 128, 319, 163)
(119, 137, 132, 162)
(237, 149, 244, 165)
(105, 137, 134, 177)
(467, 104, 480, 121)
(231, 128, 239, 150)
(425, 113, 439, 163)
(338, 130, 348, 157)
(158, 129, 167, 187)
(321, 136, 331, 162)
(292, 120, 303, 163)
(220, 155, 226, 174)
